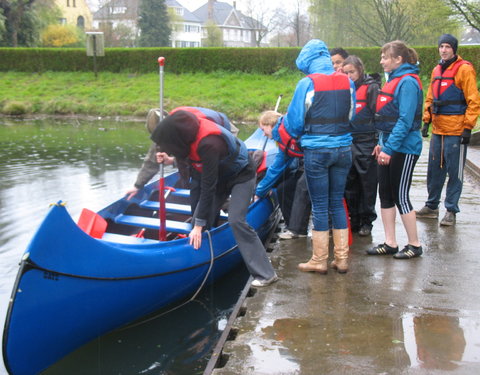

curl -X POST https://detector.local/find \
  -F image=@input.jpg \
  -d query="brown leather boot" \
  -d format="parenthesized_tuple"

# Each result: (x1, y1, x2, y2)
(331, 228, 349, 273)
(298, 230, 329, 274)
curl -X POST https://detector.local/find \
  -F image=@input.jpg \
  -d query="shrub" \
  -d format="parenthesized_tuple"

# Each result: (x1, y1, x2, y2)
(41, 25, 79, 48)
(2, 101, 30, 115)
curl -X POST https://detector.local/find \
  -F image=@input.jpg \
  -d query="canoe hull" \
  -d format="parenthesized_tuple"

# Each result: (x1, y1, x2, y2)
(3, 191, 279, 375)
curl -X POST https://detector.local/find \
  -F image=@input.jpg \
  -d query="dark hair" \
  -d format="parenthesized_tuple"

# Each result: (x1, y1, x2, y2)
(329, 47, 349, 59)
(381, 40, 418, 65)
(342, 55, 365, 77)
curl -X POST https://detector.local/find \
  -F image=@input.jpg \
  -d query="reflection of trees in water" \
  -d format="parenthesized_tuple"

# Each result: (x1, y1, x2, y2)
(413, 314, 466, 370)
(0, 119, 150, 175)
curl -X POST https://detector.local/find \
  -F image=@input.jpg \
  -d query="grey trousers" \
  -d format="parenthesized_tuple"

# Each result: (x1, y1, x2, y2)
(229, 176, 276, 281)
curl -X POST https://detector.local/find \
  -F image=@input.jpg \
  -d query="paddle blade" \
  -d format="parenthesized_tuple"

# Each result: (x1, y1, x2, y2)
(78, 208, 108, 239)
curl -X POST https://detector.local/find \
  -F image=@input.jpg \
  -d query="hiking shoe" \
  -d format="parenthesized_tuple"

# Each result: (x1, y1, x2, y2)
(278, 230, 307, 240)
(393, 244, 423, 259)
(440, 211, 456, 226)
(358, 224, 372, 237)
(366, 243, 399, 255)
(416, 206, 439, 219)
(251, 274, 279, 287)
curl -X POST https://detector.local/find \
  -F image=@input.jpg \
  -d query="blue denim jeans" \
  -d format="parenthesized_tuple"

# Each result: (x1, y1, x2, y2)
(304, 146, 352, 231)
(426, 134, 466, 213)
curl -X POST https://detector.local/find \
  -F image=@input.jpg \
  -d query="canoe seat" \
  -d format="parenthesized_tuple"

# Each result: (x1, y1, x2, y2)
(140, 201, 192, 214)
(101, 233, 158, 244)
(114, 214, 192, 234)
(139, 200, 228, 218)
(171, 189, 190, 198)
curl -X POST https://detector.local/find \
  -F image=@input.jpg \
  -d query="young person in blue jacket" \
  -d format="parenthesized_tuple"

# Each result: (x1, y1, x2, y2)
(367, 40, 423, 259)
(257, 39, 356, 274)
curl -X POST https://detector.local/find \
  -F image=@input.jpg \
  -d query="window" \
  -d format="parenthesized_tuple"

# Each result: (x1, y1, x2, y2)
(66, 0, 69, 6)
(174, 7, 184, 16)
(73, 0, 76, 7)
(184, 25, 200, 33)
(77, 16, 85, 29)
(111, 7, 127, 14)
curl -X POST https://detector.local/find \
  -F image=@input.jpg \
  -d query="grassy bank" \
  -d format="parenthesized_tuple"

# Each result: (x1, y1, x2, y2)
(0, 71, 303, 122)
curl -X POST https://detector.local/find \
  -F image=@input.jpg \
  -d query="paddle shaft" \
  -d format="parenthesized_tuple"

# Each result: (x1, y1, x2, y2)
(158, 57, 167, 241)
(262, 94, 283, 151)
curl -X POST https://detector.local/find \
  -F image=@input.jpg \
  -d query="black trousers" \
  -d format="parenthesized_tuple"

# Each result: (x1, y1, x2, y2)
(344, 137, 378, 230)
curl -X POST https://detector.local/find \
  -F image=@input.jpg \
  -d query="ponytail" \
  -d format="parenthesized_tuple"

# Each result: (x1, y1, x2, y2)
(381, 40, 418, 65)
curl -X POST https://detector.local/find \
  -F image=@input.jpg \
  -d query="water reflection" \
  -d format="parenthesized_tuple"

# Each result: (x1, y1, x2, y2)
(0, 118, 251, 375)
(401, 312, 480, 370)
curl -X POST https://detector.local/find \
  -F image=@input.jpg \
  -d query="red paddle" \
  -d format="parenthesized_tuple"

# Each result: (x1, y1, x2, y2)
(158, 56, 167, 241)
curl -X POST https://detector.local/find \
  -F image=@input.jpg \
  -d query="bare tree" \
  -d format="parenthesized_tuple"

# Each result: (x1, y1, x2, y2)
(352, 0, 411, 46)
(444, 0, 480, 32)
(288, 0, 311, 46)
(243, 0, 275, 46)
(264, 0, 311, 47)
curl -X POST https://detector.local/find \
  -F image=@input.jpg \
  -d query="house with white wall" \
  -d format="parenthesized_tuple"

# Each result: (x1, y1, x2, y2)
(192, 0, 266, 47)
(92, 0, 202, 47)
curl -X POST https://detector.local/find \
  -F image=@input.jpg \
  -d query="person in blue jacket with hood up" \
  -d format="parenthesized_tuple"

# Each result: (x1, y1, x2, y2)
(259, 39, 356, 274)
(367, 40, 423, 259)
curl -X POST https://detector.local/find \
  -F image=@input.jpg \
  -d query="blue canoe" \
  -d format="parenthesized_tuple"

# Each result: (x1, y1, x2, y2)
(2, 129, 280, 375)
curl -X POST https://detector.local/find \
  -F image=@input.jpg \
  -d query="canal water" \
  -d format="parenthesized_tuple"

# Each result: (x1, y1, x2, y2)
(0, 118, 253, 375)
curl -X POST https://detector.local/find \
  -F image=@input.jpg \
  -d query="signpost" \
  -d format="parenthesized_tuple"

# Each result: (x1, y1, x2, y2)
(86, 32, 104, 78)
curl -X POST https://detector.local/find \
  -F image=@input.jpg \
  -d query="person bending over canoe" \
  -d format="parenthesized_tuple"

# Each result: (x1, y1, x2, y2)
(151, 109, 278, 287)
(125, 107, 239, 200)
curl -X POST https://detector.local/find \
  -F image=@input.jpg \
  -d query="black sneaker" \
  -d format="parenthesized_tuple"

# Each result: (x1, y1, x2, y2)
(393, 244, 423, 259)
(366, 243, 399, 255)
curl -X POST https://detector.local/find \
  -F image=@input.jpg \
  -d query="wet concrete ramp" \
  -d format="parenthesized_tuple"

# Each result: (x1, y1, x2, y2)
(210, 143, 480, 375)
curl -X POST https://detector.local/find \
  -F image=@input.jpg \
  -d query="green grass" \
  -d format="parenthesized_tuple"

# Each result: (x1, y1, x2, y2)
(0, 71, 303, 121)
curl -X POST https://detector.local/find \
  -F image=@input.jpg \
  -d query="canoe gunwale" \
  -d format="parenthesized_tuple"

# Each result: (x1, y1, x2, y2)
(18, 242, 237, 282)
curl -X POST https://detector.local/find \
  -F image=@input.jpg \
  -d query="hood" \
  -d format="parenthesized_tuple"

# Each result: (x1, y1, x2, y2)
(150, 110, 199, 159)
(388, 63, 420, 80)
(296, 39, 334, 75)
(359, 72, 382, 87)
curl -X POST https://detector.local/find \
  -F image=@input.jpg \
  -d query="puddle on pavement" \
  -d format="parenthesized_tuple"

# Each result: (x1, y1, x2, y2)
(255, 312, 480, 373)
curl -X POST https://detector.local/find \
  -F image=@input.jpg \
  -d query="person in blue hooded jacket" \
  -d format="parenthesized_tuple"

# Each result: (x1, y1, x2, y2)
(367, 40, 423, 259)
(275, 39, 355, 274)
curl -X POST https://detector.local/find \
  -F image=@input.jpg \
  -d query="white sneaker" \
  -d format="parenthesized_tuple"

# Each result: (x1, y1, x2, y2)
(278, 230, 307, 240)
(251, 274, 279, 287)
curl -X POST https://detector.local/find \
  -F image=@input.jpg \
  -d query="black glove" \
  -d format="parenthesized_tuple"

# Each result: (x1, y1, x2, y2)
(421, 122, 430, 138)
(461, 129, 471, 145)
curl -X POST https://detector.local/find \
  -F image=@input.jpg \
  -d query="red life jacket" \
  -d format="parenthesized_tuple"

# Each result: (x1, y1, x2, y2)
(188, 118, 248, 174)
(431, 60, 470, 115)
(355, 84, 368, 115)
(277, 120, 303, 157)
(375, 73, 423, 133)
(305, 72, 352, 135)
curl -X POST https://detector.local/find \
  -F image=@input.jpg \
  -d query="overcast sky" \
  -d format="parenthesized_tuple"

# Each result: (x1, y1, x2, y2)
(177, 0, 298, 13)
(87, 0, 305, 16)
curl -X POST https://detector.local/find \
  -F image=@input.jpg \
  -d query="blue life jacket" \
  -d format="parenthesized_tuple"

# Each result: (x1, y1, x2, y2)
(431, 60, 470, 115)
(304, 72, 352, 135)
(375, 74, 422, 133)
